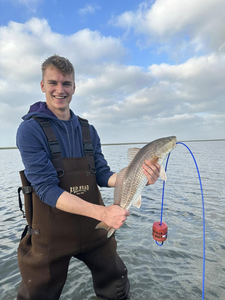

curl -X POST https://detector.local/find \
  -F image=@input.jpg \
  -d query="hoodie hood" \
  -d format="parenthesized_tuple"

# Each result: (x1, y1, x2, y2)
(22, 101, 77, 124)
(21, 101, 80, 158)
(23, 101, 57, 120)
(22, 101, 79, 134)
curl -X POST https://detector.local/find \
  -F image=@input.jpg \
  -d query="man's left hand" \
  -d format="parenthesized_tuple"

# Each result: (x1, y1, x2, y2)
(142, 159, 160, 185)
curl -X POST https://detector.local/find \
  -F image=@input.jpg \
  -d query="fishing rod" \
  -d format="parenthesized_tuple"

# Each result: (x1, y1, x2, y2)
(152, 142, 206, 300)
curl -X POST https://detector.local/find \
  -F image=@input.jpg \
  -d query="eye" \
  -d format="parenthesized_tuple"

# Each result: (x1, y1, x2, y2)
(48, 81, 57, 85)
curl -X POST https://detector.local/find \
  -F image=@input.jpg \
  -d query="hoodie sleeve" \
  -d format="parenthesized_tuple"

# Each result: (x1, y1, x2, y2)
(89, 125, 114, 187)
(16, 119, 65, 207)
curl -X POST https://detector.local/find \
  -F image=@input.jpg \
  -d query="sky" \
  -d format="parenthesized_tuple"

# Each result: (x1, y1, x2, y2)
(0, 0, 225, 147)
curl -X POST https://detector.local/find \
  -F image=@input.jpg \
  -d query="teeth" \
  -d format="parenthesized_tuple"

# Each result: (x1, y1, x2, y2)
(55, 96, 65, 99)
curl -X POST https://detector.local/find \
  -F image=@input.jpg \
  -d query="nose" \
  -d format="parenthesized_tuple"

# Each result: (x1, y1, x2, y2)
(56, 83, 64, 94)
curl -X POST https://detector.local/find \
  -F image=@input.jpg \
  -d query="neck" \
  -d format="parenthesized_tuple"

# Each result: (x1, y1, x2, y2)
(49, 106, 71, 120)
(55, 110, 71, 121)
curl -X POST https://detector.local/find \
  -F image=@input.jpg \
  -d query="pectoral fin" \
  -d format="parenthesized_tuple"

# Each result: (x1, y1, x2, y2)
(160, 165, 167, 181)
(133, 195, 142, 208)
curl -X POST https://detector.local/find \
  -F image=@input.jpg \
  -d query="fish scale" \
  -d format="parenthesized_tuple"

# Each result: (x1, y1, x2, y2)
(96, 136, 177, 238)
(119, 142, 161, 209)
(120, 164, 148, 209)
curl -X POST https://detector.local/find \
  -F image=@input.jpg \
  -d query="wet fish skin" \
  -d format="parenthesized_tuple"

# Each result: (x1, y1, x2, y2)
(96, 136, 177, 237)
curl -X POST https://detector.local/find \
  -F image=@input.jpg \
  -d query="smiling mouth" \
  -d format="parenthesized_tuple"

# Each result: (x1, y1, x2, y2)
(53, 96, 67, 99)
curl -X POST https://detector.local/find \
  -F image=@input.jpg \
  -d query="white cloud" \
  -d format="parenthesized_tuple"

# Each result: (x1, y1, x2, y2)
(78, 4, 101, 16)
(111, 0, 225, 54)
(0, 18, 126, 82)
(0, 17, 224, 146)
(76, 64, 151, 97)
(0, 18, 126, 145)
(76, 53, 225, 142)
(149, 54, 225, 111)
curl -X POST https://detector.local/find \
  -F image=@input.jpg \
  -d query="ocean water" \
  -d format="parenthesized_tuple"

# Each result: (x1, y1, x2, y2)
(0, 141, 224, 300)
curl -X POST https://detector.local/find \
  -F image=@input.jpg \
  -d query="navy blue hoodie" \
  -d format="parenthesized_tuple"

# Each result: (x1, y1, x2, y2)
(16, 102, 114, 207)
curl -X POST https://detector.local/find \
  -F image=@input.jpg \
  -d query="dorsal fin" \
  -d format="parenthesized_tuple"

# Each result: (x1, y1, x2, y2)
(127, 148, 141, 164)
(114, 167, 127, 205)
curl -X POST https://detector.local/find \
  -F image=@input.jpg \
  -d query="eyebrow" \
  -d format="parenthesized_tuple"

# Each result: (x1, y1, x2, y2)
(47, 80, 72, 85)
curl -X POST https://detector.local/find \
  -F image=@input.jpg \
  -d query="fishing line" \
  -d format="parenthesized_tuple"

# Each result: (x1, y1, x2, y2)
(154, 142, 205, 300)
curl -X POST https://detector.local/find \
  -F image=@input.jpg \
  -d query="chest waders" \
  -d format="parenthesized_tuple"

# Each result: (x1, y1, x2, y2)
(17, 117, 130, 300)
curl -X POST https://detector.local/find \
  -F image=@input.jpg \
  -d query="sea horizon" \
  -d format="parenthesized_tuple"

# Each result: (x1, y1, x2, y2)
(0, 138, 225, 150)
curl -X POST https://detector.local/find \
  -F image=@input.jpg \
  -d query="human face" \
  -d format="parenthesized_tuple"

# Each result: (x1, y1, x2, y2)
(40, 66, 75, 120)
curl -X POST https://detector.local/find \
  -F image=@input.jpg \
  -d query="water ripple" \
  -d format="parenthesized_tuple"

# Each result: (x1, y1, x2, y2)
(1, 142, 225, 299)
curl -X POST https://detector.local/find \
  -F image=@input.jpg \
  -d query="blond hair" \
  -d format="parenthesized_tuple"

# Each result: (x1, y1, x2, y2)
(41, 55, 75, 79)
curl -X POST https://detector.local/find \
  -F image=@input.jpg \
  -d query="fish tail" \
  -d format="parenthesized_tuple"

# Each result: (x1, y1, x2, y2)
(95, 221, 110, 231)
(95, 222, 116, 238)
(107, 227, 116, 238)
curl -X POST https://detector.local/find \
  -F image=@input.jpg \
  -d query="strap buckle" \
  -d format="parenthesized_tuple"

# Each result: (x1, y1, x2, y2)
(84, 142, 94, 153)
(49, 141, 61, 154)
(22, 186, 34, 194)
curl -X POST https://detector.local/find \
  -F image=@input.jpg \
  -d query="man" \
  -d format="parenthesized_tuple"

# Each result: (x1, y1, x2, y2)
(16, 55, 160, 300)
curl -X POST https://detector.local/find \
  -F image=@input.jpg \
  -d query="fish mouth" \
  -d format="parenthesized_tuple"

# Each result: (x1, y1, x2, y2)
(169, 136, 177, 152)
(168, 136, 177, 149)
(172, 136, 177, 149)
(154, 136, 177, 158)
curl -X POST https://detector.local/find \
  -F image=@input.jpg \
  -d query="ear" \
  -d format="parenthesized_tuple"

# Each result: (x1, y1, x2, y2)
(40, 80, 45, 93)
(73, 82, 76, 94)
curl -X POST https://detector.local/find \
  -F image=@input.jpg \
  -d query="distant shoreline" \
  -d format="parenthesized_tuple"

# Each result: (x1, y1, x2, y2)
(1, 139, 224, 150)
(102, 139, 225, 146)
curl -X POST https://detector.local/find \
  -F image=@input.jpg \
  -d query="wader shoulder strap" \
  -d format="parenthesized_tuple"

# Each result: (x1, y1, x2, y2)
(78, 116, 96, 174)
(32, 117, 64, 177)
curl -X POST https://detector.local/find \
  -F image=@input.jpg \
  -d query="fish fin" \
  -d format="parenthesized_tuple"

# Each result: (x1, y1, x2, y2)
(127, 148, 141, 164)
(160, 165, 167, 181)
(95, 222, 116, 238)
(114, 167, 127, 205)
(95, 221, 110, 231)
(107, 227, 116, 238)
(133, 195, 142, 208)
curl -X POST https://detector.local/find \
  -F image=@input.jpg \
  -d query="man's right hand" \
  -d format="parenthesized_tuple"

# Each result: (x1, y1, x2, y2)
(102, 205, 130, 229)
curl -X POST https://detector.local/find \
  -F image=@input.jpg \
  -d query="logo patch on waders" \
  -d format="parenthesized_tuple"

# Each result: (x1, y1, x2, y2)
(70, 185, 89, 195)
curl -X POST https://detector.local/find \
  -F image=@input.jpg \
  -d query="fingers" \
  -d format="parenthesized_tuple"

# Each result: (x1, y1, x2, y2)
(116, 206, 130, 227)
(142, 159, 160, 185)
(104, 205, 130, 229)
(145, 159, 161, 172)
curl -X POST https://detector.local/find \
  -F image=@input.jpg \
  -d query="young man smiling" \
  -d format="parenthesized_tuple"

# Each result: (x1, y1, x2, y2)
(40, 65, 75, 120)
(16, 55, 160, 300)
